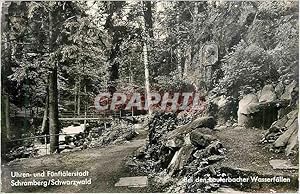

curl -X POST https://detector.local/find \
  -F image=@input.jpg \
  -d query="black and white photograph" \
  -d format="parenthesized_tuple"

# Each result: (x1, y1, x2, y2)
(0, 0, 299, 193)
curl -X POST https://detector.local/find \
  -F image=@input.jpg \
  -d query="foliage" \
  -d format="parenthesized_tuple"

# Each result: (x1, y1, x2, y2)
(2, 0, 298, 111)
(216, 1, 298, 97)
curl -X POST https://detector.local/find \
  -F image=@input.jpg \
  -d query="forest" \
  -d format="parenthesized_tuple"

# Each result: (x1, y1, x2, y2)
(1, 1, 299, 193)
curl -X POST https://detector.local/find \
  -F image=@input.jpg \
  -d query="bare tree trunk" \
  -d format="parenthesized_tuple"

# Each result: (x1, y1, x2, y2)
(176, 15, 182, 76)
(143, 1, 153, 115)
(3, 95, 11, 139)
(77, 79, 81, 116)
(143, 42, 152, 115)
(83, 84, 87, 130)
(41, 84, 49, 135)
(48, 7, 59, 154)
(74, 82, 77, 116)
(183, 45, 191, 77)
(49, 67, 59, 153)
(177, 47, 182, 75)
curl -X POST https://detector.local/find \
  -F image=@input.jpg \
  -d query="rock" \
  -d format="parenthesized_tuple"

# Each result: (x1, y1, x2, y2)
(184, 133, 192, 145)
(274, 119, 297, 148)
(189, 116, 216, 129)
(259, 84, 277, 102)
(166, 136, 185, 148)
(115, 176, 148, 187)
(280, 80, 297, 100)
(193, 150, 205, 159)
(285, 117, 297, 129)
(237, 94, 258, 126)
(216, 96, 238, 125)
(206, 155, 225, 163)
(275, 82, 284, 97)
(238, 99, 289, 128)
(238, 94, 258, 115)
(269, 159, 298, 170)
(190, 130, 216, 148)
(192, 140, 223, 159)
(134, 146, 146, 159)
(268, 116, 288, 133)
(217, 187, 245, 193)
(287, 110, 298, 119)
(167, 117, 216, 142)
(285, 128, 298, 156)
(167, 145, 194, 176)
(124, 130, 138, 141)
(285, 110, 298, 128)
(205, 140, 223, 155)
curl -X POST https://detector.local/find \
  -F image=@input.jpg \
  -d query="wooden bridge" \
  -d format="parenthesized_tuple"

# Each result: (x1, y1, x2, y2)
(58, 110, 122, 121)
(10, 106, 135, 122)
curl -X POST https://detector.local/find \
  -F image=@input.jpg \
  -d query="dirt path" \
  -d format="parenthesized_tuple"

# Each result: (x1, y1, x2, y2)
(214, 126, 298, 192)
(215, 126, 298, 176)
(1, 138, 151, 193)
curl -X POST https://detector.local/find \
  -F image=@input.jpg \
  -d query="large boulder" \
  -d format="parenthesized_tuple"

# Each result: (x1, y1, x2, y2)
(211, 95, 238, 125)
(166, 135, 185, 148)
(167, 145, 195, 176)
(237, 90, 290, 128)
(274, 118, 298, 148)
(285, 128, 298, 156)
(285, 110, 298, 128)
(238, 93, 258, 115)
(237, 93, 258, 126)
(268, 115, 288, 133)
(188, 116, 216, 129)
(280, 80, 297, 101)
(189, 130, 216, 148)
(259, 84, 277, 102)
(167, 117, 216, 141)
(275, 82, 284, 97)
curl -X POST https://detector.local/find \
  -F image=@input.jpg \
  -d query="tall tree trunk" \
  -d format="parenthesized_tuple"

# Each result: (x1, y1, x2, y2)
(41, 80, 49, 135)
(74, 82, 77, 116)
(176, 15, 182, 76)
(41, 98, 49, 134)
(143, 1, 154, 115)
(83, 84, 87, 130)
(77, 79, 81, 116)
(48, 7, 59, 153)
(177, 47, 182, 75)
(1, 95, 8, 155)
(143, 42, 152, 115)
(49, 67, 59, 153)
(3, 95, 11, 139)
(183, 46, 191, 77)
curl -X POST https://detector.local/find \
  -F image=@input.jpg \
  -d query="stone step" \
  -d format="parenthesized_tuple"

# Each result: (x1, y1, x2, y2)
(115, 176, 148, 188)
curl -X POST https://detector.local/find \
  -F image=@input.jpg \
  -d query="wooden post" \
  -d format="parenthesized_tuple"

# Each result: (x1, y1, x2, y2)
(77, 79, 81, 116)
(44, 134, 47, 155)
(83, 85, 87, 130)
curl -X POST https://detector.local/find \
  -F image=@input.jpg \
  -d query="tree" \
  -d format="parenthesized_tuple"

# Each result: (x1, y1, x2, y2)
(142, 1, 153, 115)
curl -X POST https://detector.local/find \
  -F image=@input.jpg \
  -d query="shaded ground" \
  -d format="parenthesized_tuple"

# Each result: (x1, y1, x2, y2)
(1, 124, 298, 193)
(215, 126, 298, 175)
(214, 126, 298, 192)
(1, 134, 153, 193)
